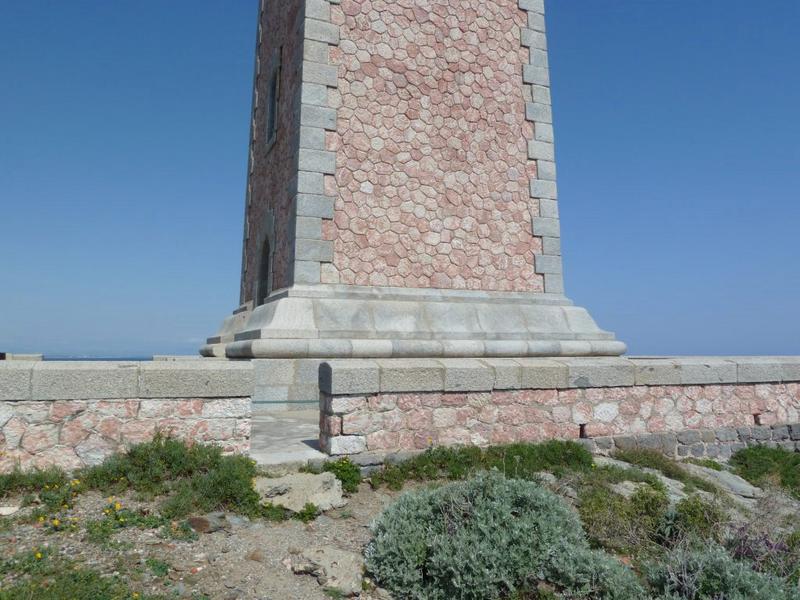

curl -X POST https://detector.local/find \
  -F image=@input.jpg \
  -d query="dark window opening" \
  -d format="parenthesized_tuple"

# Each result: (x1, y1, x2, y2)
(257, 240, 271, 306)
(265, 63, 280, 147)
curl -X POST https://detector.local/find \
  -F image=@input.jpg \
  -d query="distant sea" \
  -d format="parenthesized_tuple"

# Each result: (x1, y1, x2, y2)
(43, 356, 153, 362)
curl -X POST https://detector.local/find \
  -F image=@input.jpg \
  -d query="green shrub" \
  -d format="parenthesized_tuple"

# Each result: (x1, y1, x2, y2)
(646, 543, 800, 600)
(80, 433, 225, 496)
(365, 472, 644, 600)
(323, 458, 362, 494)
(579, 483, 670, 554)
(731, 446, 800, 498)
(372, 441, 593, 490)
(159, 453, 261, 519)
(613, 449, 717, 494)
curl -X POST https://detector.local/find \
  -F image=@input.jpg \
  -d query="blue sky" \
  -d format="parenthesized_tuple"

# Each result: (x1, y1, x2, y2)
(0, 1, 797, 358)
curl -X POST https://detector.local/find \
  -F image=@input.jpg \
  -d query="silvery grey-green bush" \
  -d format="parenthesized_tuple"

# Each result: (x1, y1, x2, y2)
(647, 543, 800, 600)
(365, 472, 645, 599)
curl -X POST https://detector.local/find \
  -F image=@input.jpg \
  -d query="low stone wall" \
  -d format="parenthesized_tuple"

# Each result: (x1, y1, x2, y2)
(587, 422, 800, 460)
(318, 357, 800, 456)
(0, 361, 253, 472)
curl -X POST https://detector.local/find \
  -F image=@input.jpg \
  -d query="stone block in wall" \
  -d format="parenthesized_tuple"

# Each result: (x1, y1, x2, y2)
(32, 362, 138, 401)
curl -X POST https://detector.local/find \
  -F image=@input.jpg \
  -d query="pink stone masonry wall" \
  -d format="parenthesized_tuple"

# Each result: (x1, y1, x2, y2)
(241, 0, 304, 302)
(0, 399, 251, 473)
(324, 0, 543, 291)
(321, 383, 800, 454)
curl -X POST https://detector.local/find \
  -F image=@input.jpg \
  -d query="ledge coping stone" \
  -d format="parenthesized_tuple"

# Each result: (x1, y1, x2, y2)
(320, 356, 800, 395)
(0, 360, 254, 401)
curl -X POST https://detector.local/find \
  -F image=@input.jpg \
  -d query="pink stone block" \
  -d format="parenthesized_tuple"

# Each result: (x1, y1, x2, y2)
(50, 401, 87, 422)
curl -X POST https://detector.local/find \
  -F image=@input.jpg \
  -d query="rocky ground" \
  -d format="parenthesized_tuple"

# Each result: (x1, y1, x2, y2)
(1, 453, 798, 599)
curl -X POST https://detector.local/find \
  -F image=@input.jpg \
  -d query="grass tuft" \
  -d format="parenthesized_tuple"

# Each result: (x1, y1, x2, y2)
(731, 446, 800, 498)
(371, 440, 592, 490)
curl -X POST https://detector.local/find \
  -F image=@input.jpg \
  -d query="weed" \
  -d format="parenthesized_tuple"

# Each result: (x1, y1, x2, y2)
(295, 502, 320, 523)
(684, 457, 724, 471)
(613, 448, 718, 494)
(323, 458, 362, 494)
(146, 557, 170, 578)
(372, 441, 592, 490)
(731, 446, 800, 498)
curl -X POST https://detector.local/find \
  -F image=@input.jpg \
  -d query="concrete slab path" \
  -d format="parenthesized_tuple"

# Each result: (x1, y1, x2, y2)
(249, 409, 326, 467)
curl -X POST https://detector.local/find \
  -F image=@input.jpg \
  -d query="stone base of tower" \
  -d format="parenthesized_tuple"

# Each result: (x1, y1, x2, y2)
(200, 284, 625, 359)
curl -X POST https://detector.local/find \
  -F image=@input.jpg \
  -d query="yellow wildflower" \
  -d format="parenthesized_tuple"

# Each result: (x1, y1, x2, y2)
(114, 502, 122, 511)
(35, 552, 43, 560)
(38, 516, 45, 523)
(52, 518, 60, 527)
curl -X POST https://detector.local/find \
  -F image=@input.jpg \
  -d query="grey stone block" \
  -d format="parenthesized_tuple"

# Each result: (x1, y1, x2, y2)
(677, 358, 737, 385)
(527, 140, 554, 161)
(751, 427, 771, 441)
(304, 18, 339, 44)
(534, 122, 554, 142)
(319, 360, 380, 395)
(302, 61, 338, 88)
(556, 357, 635, 388)
(32, 362, 139, 400)
(293, 260, 321, 284)
(701, 430, 716, 444)
(531, 84, 551, 104)
(530, 48, 549, 69)
(542, 236, 561, 256)
(296, 216, 323, 240)
(297, 171, 324, 195)
(305, 0, 331, 21)
(737, 427, 752, 441)
(295, 239, 333, 262)
(299, 125, 326, 150)
(715, 427, 738, 442)
(594, 436, 614, 452)
(442, 359, 495, 392)
(530, 178, 557, 200)
(515, 358, 568, 389)
(538, 198, 559, 218)
(300, 104, 337, 130)
(534, 254, 561, 275)
(543, 273, 564, 294)
(789, 424, 800, 441)
(676, 445, 691, 458)
(303, 39, 330, 64)
(138, 361, 253, 398)
(532, 217, 560, 237)
(519, 0, 545, 13)
(689, 444, 706, 457)
(253, 359, 297, 386)
(676, 429, 702, 445)
(301, 84, 329, 108)
(736, 357, 784, 383)
(326, 435, 367, 455)
(772, 425, 790, 441)
(253, 385, 290, 403)
(520, 28, 546, 50)
(377, 359, 445, 393)
(633, 359, 681, 386)
(614, 436, 638, 451)
(298, 148, 336, 174)
(0, 362, 32, 400)
(525, 102, 552, 124)
(296, 193, 335, 218)
(287, 384, 320, 402)
(527, 11, 546, 32)
(537, 160, 557, 181)
(477, 358, 521, 390)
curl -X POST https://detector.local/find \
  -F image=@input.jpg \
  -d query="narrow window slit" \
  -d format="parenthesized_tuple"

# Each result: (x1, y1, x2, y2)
(579, 424, 588, 439)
